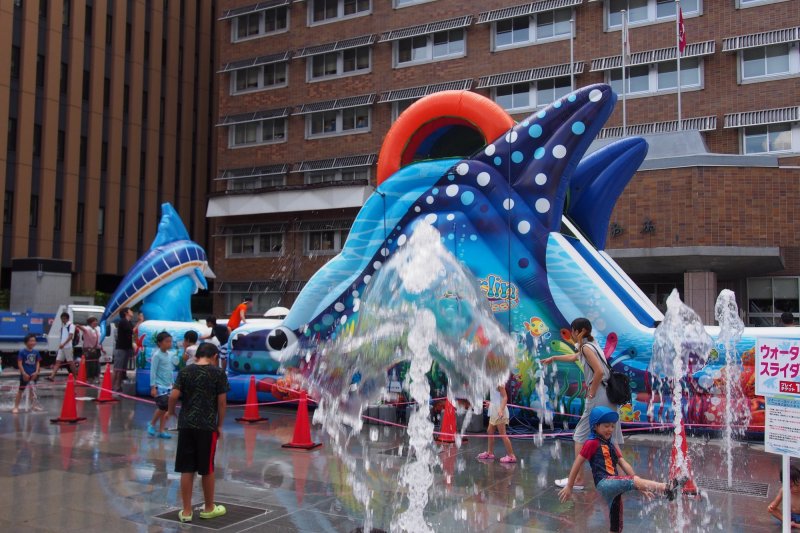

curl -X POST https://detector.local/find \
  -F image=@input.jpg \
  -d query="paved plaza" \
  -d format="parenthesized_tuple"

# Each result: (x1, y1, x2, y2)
(0, 376, 785, 532)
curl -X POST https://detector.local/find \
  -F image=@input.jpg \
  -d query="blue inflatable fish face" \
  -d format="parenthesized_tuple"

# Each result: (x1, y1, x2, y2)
(245, 84, 658, 374)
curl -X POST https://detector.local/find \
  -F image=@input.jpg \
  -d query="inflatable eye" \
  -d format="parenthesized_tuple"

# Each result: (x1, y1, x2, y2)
(266, 327, 298, 362)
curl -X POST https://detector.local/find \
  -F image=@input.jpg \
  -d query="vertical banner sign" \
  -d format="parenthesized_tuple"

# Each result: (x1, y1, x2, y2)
(755, 338, 800, 397)
(757, 337, 800, 533)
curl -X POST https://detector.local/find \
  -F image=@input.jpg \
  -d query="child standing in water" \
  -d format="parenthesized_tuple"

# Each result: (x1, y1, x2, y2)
(559, 406, 686, 532)
(477, 383, 517, 463)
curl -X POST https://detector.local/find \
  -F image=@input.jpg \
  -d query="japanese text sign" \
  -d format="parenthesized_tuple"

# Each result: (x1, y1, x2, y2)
(755, 338, 800, 397)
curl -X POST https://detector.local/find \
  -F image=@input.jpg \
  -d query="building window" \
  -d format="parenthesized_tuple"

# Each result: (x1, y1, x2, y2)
(7, 118, 16, 153)
(396, 29, 465, 66)
(227, 232, 284, 257)
(608, 58, 702, 96)
(493, 77, 572, 112)
(305, 227, 349, 254)
(36, 55, 45, 87)
(392, 100, 416, 121)
(307, 106, 370, 137)
(232, 63, 288, 94)
(309, 47, 370, 80)
(29, 195, 38, 227)
(740, 44, 799, 82)
(60, 62, 68, 93)
(3, 192, 12, 225)
(306, 167, 369, 184)
(82, 70, 90, 101)
(105, 15, 112, 45)
(11, 46, 20, 79)
(77, 202, 85, 233)
(226, 292, 282, 313)
(607, 0, 699, 29)
(103, 77, 110, 108)
(57, 130, 65, 161)
(80, 136, 87, 167)
(85, 5, 92, 35)
(742, 122, 796, 154)
(394, 0, 436, 7)
(54, 199, 62, 231)
(98, 207, 104, 236)
(101, 141, 108, 170)
(310, 0, 370, 24)
(233, 6, 289, 41)
(227, 175, 286, 192)
(494, 9, 572, 50)
(748, 277, 799, 326)
(737, 0, 787, 7)
(33, 124, 42, 157)
(229, 118, 287, 148)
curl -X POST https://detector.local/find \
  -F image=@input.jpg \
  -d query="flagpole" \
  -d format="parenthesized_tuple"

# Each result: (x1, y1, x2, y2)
(621, 9, 627, 136)
(676, 0, 682, 131)
(570, 17, 575, 91)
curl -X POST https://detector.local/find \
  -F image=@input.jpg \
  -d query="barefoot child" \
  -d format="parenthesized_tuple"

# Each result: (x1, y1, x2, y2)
(559, 406, 685, 532)
(148, 332, 174, 439)
(13, 334, 42, 414)
(477, 383, 516, 463)
(767, 464, 800, 528)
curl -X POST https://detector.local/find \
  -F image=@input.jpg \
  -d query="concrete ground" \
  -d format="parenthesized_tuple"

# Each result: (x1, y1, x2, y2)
(0, 375, 784, 532)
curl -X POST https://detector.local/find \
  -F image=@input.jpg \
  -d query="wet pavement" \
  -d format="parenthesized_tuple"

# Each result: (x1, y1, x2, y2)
(0, 376, 784, 532)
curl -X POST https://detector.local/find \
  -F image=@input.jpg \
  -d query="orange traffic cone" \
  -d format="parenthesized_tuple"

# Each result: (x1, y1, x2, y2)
(76, 355, 87, 385)
(236, 375, 268, 424)
(669, 419, 698, 495)
(282, 391, 321, 450)
(435, 400, 466, 444)
(94, 364, 119, 403)
(50, 375, 87, 424)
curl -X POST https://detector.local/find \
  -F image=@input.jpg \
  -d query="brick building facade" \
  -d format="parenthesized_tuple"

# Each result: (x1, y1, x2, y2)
(210, 0, 800, 325)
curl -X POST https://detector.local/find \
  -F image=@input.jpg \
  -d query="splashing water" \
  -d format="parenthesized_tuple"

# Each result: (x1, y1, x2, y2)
(651, 289, 713, 531)
(713, 289, 750, 488)
(306, 222, 516, 531)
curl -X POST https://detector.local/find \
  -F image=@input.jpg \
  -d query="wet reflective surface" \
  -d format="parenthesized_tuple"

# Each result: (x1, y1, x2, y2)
(0, 379, 783, 532)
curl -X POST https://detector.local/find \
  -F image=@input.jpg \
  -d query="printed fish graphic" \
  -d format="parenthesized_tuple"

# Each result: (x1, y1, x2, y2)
(99, 203, 211, 337)
(242, 84, 661, 375)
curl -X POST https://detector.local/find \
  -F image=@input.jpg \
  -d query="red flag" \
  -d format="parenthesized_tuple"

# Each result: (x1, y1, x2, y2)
(678, 7, 686, 53)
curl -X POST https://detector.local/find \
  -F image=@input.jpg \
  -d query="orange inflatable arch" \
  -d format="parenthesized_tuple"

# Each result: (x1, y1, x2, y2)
(376, 91, 515, 186)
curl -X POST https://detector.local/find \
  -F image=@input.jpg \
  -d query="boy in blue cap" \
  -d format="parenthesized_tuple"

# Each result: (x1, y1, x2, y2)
(559, 406, 686, 532)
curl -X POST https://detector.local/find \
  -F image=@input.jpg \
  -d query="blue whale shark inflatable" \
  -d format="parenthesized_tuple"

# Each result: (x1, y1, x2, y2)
(223, 85, 798, 428)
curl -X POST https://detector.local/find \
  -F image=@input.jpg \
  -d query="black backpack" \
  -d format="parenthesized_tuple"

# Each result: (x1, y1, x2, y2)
(586, 343, 632, 406)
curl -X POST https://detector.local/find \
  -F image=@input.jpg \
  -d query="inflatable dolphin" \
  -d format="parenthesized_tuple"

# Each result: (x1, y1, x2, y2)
(99, 203, 211, 338)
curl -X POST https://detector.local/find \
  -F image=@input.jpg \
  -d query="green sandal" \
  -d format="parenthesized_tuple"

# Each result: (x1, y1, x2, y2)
(199, 504, 226, 519)
(177, 510, 192, 523)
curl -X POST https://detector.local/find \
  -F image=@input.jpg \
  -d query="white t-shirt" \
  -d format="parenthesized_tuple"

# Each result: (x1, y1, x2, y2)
(183, 344, 198, 366)
(60, 322, 75, 348)
(489, 386, 509, 419)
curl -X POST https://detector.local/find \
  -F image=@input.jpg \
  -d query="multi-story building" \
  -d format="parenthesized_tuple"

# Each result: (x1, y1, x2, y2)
(0, 0, 217, 295)
(210, 0, 800, 325)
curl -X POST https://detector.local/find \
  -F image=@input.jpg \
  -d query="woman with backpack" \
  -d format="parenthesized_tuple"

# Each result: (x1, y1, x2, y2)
(541, 317, 625, 491)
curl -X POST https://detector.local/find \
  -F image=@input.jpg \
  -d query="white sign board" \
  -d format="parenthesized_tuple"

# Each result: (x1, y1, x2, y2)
(765, 396, 800, 458)
(755, 338, 800, 397)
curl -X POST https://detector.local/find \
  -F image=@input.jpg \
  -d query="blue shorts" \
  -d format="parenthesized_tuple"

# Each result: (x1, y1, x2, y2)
(596, 476, 635, 504)
(773, 513, 800, 524)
